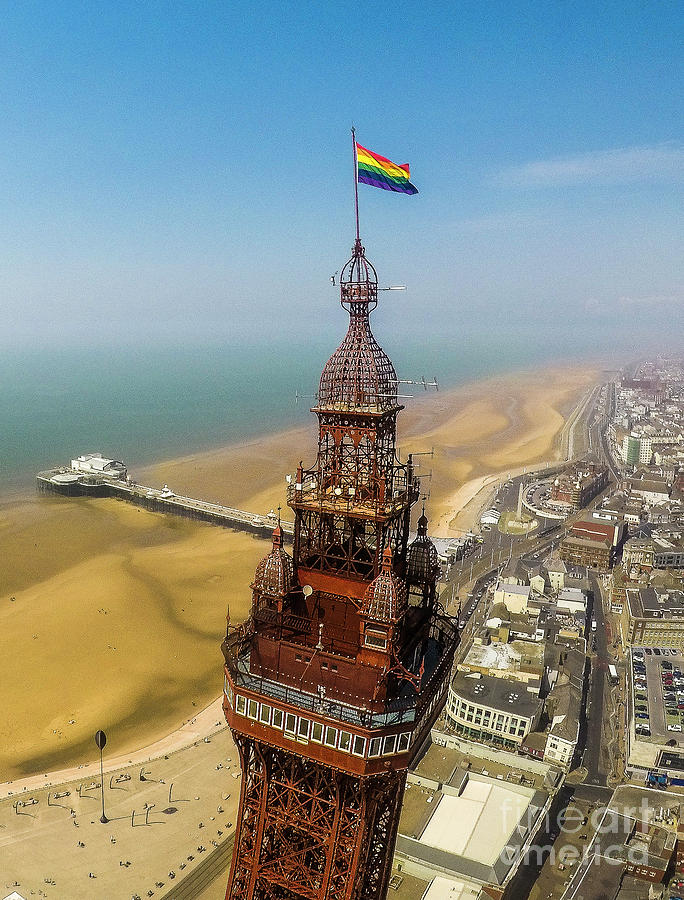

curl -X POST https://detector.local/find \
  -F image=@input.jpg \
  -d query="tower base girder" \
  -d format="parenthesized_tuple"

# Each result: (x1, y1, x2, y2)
(226, 734, 405, 900)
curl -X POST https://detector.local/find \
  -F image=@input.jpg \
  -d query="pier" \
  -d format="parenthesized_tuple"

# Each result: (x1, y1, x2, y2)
(36, 455, 294, 541)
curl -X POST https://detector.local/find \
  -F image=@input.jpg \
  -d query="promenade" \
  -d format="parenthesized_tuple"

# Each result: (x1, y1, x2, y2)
(0, 699, 237, 899)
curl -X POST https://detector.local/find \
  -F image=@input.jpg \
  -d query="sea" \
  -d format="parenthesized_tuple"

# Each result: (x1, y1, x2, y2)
(0, 327, 631, 497)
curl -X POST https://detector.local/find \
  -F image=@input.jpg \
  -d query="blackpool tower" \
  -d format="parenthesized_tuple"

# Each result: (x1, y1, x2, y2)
(221, 233, 458, 899)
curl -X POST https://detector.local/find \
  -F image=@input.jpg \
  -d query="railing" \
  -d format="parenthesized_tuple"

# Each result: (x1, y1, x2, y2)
(286, 468, 418, 517)
(222, 614, 458, 731)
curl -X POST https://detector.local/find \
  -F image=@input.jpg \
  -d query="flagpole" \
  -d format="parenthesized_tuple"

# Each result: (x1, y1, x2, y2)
(351, 126, 360, 243)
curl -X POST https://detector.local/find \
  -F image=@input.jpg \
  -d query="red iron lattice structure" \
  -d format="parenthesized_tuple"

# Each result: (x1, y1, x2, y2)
(221, 235, 458, 900)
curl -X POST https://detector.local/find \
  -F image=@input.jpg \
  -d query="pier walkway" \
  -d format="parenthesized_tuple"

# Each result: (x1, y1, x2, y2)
(36, 467, 294, 540)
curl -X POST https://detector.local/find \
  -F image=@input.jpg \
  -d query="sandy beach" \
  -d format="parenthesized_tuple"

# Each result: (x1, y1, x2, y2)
(0, 362, 598, 780)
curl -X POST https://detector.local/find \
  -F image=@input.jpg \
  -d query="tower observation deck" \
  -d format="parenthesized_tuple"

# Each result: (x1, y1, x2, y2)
(221, 236, 458, 900)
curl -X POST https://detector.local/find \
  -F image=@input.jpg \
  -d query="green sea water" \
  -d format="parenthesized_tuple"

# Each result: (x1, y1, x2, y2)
(0, 326, 630, 496)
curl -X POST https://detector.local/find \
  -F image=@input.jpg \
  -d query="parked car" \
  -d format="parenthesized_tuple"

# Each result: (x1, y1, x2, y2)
(645, 648, 652, 655)
(636, 704, 648, 711)
(668, 724, 683, 732)
(654, 648, 662, 655)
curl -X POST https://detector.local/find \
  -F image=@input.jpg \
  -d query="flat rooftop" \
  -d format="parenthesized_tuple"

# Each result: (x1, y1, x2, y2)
(450, 672, 540, 718)
(397, 770, 545, 886)
(421, 874, 482, 900)
(421, 780, 532, 866)
(460, 639, 544, 675)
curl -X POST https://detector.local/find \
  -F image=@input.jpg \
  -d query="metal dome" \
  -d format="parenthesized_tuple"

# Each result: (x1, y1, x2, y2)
(361, 548, 407, 623)
(406, 513, 440, 585)
(253, 525, 295, 597)
(318, 239, 397, 411)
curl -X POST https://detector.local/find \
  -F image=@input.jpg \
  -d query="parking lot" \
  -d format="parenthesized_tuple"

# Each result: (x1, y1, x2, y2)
(631, 647, 684, 744)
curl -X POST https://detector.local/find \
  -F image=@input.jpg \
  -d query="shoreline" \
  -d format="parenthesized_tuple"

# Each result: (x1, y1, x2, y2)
(1, 358, 605, 507)
(0, 359, 600, 779)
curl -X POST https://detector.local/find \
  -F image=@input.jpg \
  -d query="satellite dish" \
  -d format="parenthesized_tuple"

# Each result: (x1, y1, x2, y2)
(334, 487, 342, 496)
(302, 585, 313, 598)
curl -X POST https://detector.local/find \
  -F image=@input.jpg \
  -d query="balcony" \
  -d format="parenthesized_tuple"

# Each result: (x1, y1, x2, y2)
(222, 615, 457, 731)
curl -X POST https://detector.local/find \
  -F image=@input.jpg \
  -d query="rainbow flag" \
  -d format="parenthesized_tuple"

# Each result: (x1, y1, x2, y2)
(356, 142, 418, 195)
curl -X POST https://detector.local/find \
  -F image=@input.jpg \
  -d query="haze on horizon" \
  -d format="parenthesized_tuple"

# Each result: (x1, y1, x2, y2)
(0, 1, 682, 354)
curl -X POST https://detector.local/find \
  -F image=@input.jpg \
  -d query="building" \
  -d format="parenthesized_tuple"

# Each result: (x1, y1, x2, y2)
(571, 518, 624, 546)
(542, 646, 585, 769)
(625, 475, 672, 504)
(622, 586, 684, 647)
(560, 519, 623, 570)
(220, 236, 457, 899)
(493, 581, 531, 614)
(544, 555, 567, 593)
(458, 638, 545, 689)
(622, 433, 641, 467)
(561, 787, 679, 898)
(556, 587, 587, 616)
(395, 739, 559, 899)
(559, 534, 612, 569)
(70, 452, 127, 478)
(550, 460, 609, 510)
(446, 672, 541, 749)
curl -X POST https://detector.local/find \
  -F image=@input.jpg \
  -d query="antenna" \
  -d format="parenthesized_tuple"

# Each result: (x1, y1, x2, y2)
(295, 390, 319, 404)
(410, 447, 434, 458)
(390, 377, 439, 391)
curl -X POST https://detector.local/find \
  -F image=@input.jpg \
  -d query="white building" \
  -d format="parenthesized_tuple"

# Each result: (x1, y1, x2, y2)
(556, 587, 587, 616)
(70, 452, 127, 479)
(493, 581, 531, 614)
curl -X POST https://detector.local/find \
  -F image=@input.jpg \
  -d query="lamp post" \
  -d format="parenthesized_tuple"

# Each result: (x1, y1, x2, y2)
(95, 730, 108, 823)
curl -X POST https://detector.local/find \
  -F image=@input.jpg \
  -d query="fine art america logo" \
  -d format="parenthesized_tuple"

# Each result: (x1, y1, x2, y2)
(496, 797, 663, 869)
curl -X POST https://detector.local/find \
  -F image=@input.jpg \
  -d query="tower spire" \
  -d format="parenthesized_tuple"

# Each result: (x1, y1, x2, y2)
(220, 194, 457, 900)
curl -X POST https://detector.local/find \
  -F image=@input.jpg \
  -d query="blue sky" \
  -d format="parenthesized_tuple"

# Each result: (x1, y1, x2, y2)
(1, 1, 682, 352)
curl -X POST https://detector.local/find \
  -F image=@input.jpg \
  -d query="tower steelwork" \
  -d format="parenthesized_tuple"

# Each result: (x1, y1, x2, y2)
(221, 236, 457, 900)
